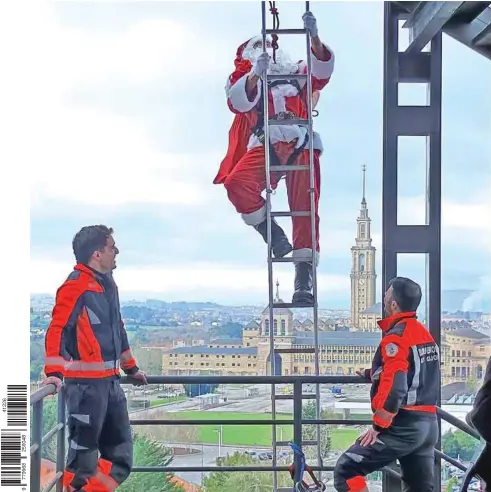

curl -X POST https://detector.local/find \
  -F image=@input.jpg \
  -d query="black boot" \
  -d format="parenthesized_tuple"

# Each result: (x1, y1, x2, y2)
(292, 261, 314, 306)
(253, 219, 293, 258)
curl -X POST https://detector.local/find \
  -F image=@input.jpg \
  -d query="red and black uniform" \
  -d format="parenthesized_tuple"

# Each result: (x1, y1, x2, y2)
(44, 264, 138, 491)
(334, 312, 440, 492)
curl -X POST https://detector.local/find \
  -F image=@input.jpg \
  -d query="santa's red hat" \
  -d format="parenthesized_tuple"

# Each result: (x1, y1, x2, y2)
(227, 35, 273, 88)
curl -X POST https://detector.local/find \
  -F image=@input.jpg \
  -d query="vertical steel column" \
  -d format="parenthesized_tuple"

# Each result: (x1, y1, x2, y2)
(30, 399, 43, 492)
(382, 2, 442, 491)
(293, 381, 303, 484)
(56, 388, 66, 492)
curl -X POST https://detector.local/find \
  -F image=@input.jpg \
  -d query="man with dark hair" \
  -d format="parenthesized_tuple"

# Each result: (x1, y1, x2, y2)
(41, 225, 147, 492)
(333, 277, 440, 492)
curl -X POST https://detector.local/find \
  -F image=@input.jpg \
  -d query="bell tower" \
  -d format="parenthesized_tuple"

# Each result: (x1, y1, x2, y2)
(350, 165, 377, 328)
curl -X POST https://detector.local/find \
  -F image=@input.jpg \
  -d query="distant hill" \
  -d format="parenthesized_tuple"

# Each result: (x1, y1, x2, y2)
(130, 299, 224, 310)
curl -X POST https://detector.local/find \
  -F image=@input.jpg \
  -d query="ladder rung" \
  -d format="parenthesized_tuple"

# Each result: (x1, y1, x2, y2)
(274, 347, 316, 354)
(267, 74, 308, 81)
(265, 28, 307, 35)
(276, 440, 317, 447)
(274, 394, 317, 400)
(270, 165, 309, 172)
(271, 257, 296, 263)
(268, 118, 309, 126)
(271, 211, 310, 218)
(273, 302, 314, 309)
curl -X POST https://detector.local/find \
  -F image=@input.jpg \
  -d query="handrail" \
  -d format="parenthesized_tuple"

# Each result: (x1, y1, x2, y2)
(437, 407, 481, 440)
(28, 375, 486, 492)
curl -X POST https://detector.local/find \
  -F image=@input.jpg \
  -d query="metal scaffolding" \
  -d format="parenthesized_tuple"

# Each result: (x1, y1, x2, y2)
(383, 2, 443, 489)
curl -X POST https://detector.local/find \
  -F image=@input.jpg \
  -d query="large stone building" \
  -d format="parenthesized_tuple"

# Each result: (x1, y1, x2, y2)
(441, 327, 491, 385)
(163, 275, 382, 377)
(163, 285, 381, 377)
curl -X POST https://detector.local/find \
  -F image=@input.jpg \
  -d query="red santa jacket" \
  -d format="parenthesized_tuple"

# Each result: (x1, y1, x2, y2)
(213, 39, 335, 185)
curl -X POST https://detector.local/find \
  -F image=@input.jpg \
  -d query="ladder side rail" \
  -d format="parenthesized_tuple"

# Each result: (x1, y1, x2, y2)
(304, 0, 323, 477)
(261, 3, 278, 489)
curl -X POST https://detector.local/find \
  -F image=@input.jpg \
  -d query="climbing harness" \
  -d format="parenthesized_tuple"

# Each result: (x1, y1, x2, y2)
(288, 442, 326, 492)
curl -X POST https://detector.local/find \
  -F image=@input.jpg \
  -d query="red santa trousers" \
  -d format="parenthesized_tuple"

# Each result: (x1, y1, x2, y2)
(223, 141, 320, 257)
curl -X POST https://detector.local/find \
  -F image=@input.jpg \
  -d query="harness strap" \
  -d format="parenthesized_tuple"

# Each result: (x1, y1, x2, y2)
(252, 79, 309, 170)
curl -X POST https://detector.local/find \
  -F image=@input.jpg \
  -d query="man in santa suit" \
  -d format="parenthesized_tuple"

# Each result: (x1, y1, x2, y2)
(214, 11, 335, 305)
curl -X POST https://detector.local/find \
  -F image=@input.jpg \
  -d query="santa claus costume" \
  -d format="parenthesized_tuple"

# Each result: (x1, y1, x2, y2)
(214, 13, 335, 305)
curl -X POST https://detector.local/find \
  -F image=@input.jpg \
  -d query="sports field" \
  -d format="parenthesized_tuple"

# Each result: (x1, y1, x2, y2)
(171, 411, 366, 449)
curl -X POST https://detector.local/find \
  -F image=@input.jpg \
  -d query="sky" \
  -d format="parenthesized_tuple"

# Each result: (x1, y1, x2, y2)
(26, 0, 491, 309)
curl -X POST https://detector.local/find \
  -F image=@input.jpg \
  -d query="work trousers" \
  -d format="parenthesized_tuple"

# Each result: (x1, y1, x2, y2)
(63, 379, 133, 491)
(333, 411, 439, 492)
(223, 142, 321, 256)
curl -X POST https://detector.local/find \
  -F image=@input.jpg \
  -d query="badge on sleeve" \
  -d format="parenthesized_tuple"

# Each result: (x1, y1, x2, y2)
(385, 343, 399, 357)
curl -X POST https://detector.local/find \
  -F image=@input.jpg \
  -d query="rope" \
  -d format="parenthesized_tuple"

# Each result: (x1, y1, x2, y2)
(269, 1, 279, 63)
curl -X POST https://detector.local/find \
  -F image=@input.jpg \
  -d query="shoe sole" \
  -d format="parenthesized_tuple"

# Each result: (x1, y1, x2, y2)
(292, 294, 314, 306)
(273, 244, 293, 259)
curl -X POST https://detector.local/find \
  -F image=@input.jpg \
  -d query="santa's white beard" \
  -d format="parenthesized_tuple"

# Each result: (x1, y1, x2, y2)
(248, 47, 298, 75)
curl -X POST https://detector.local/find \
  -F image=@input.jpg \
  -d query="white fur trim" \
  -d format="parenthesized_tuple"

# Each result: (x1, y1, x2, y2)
(227, 72, 262, 113)
(247, 129, 323, 154)
(241, 205, 266, 226)
(313, 131, 323, 154)
(293, 248, 319, 267)
(311, 44, 335, 80)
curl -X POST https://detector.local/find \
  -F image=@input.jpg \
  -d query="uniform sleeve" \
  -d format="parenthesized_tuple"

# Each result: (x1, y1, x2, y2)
(44, 283, 83, 380)
(371, 334, 410, 431)
(119, 321, 139, 375)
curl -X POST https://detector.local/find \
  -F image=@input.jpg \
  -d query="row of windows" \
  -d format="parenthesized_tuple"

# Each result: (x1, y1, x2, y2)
(169, 354, 257, 359)
(170, 362, 257, 368)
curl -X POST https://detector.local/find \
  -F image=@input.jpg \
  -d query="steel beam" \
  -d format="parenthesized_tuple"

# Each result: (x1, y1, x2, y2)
(404, 2, 465, 53)
(445, 5, 491, 58)
(383, 4, 442, 491)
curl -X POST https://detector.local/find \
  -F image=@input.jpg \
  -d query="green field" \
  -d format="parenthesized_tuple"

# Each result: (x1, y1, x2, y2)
(169, 411, 365, 449)
(149, 396, 187, 407)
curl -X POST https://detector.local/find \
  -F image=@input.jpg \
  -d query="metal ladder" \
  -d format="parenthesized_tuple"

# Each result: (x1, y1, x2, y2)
(260, 1, 322, 490)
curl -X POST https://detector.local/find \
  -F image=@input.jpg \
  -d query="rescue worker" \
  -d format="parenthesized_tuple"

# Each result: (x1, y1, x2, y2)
(466, 356, 491, 490)
(40, 225, 148, 492)
(213, 10, 335, 306)
(333, 277, 440, 492)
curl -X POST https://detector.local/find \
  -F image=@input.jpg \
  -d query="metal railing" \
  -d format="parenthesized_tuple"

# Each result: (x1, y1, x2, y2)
(29, 375, 486, 491)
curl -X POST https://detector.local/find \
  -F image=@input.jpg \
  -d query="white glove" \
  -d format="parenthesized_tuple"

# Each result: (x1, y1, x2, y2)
(252, 51, 270, 77)
(302, 11, 318, 38)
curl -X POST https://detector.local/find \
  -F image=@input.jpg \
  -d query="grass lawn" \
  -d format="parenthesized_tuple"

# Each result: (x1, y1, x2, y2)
(149, 396, 187, 407)
(170, 411, 365, 450)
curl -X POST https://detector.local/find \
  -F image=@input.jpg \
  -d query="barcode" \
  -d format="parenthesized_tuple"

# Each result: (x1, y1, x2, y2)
(6, 386, 27, 428)
(0, 431, 25, 487)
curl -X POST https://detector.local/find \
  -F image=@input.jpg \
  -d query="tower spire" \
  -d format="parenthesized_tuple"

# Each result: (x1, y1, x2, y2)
(275, 279, 280, 302)
(361, 164, 367, 207)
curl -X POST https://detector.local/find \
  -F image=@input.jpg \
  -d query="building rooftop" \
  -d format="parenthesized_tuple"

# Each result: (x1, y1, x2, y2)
(447, 328, 489, 340)
(168, 346, 258, 355)
(210, 338, 243, 345)
(294, 330, 381, 347)
(361, 302, 383, 315)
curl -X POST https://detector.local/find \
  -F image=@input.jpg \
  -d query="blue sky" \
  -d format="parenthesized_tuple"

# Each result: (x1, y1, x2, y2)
(29, 1, 490, 309)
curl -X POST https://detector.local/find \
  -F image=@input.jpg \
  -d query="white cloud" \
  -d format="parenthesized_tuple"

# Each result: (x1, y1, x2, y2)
(30, 259, 350, 302)
(13, 2, 223, 209)
(398, 194, 491, 248)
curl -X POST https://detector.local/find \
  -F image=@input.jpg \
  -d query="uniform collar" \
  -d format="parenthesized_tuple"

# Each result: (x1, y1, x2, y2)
(74, 264, 113, 286)
(377, 311, 417, 333)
